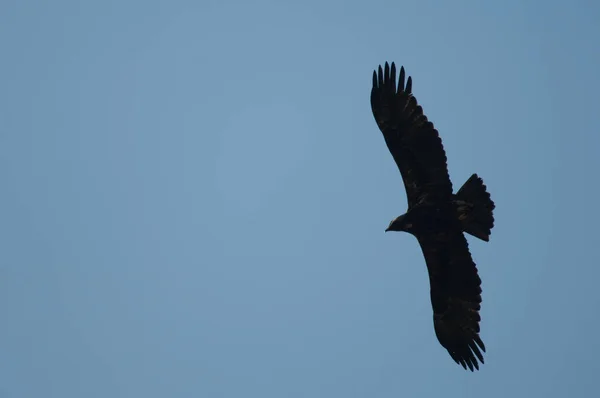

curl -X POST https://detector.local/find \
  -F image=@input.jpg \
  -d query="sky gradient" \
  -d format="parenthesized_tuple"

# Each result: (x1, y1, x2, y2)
(2, 0, 600, 397)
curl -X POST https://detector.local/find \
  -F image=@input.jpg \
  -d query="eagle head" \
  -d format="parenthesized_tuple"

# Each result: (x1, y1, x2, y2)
(385, 214, 413, 232)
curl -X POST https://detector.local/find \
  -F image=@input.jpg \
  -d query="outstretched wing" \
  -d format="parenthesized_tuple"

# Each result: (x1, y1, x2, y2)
(370, 62, 453, 208)
(417, 228, 486, 371)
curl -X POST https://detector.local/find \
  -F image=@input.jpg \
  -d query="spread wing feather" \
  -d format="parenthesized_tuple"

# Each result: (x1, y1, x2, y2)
(418, 228, 486, 371)
(370, 62, 453, 208)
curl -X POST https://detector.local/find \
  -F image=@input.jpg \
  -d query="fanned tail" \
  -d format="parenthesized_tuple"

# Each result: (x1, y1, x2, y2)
(455, 174, 495, 242)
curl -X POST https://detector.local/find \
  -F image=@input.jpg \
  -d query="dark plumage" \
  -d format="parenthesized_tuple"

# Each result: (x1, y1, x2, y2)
(370, 62, 495, 371)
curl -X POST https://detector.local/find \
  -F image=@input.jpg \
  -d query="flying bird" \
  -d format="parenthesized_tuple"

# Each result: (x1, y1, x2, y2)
(370, 62, 495, 371)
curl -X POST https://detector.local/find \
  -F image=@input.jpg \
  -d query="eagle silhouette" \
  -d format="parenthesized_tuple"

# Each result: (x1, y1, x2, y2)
(370, 62, 495, 371)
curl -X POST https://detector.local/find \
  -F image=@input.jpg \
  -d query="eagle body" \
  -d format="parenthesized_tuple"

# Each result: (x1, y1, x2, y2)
(370, 62, 495, 371)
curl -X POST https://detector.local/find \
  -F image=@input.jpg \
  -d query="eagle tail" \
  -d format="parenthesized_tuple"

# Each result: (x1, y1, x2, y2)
(455, 174, 495, 242)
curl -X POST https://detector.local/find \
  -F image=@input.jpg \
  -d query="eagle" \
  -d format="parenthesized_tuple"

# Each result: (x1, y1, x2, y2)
(370, 62, 495, 371)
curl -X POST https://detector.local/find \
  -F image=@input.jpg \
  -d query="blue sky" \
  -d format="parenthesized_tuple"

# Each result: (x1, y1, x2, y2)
(1, 0, 599, 397)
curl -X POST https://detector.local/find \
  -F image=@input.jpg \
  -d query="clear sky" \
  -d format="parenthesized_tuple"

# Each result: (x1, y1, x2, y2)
(1, 0, 599, 397)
